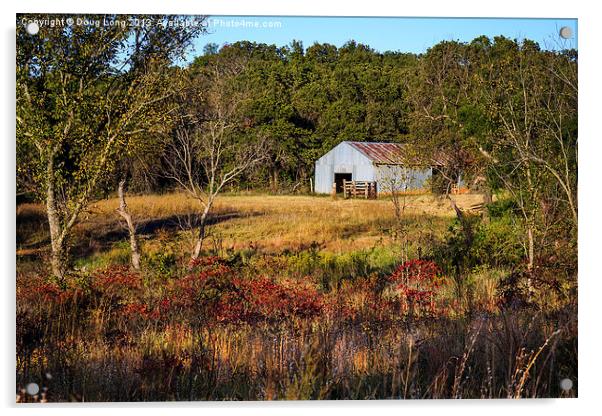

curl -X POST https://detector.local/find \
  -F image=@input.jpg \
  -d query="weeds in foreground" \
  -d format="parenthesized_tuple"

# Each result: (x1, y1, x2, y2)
(16, 254, 576, 401)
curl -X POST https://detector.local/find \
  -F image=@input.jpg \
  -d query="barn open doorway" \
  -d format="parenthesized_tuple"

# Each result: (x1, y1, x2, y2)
(334, 173, 352, 193)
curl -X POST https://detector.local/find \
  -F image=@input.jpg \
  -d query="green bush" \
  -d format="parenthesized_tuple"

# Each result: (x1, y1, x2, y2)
(433, 207, 524, 273)
(472, 215, 524, 268)
(486, 198, 519, 219)
(145, 249, 178, 278)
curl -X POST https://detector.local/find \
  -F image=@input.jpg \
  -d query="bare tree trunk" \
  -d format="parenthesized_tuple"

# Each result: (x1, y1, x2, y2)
(525, 224, 535, 298)
(270, 167, 279, 193)
(483, 187, 493, 205)
(48, 220, 66, 279)
(191, 204, 212, 261)
(116, 179, 141, 270)
(391, 190, 402, 221)
(526, 225, 534, 272)
(524, 168, 536, 294)
(448, 195, 474, 246)
(46, 157, 66, 279)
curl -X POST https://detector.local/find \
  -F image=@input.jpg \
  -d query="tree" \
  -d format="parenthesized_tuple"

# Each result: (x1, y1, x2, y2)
(476, 38, 577, 271)
(16, 14, 205, 278)
(407, 35, 577, 277)
(116, 177, 141, 270)
(165, 58, 267, 261)
(406, 40, 480, 193)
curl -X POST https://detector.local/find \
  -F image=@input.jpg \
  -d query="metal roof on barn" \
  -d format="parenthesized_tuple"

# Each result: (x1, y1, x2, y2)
(346, 141, 408, 165)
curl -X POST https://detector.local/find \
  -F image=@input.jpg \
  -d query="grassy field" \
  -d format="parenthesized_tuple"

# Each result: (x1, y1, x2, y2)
(17, 192, 484, 258)
(16, 192, 577, 401)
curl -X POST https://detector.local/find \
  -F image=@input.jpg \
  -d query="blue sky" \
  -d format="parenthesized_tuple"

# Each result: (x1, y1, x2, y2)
(191, 16, 577, 60)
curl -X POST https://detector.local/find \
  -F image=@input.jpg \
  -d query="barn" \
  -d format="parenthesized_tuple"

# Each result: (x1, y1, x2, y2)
(313, 141, 434, 195)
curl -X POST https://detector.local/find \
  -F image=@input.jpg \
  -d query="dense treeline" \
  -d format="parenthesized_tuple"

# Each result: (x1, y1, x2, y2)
(189, 40, 416, 193)
(179, 37, 577, 201)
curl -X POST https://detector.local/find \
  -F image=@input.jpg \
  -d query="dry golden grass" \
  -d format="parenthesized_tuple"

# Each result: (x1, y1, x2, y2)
(18, 192, 486, 255)
(93, 192, 484, 252)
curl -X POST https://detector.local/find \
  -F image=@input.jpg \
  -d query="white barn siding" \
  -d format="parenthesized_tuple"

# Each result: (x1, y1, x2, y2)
(314, 142, 374, 193)
(374, 166, 432, 193)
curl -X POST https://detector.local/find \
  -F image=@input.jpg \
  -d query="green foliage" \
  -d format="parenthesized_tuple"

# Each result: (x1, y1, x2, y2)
(17, 14, 206, 276)
(189, 40, 415, 193)
(283, 244, 401, 292)
(15, 25, 579, 401)
(145, 249, 178, 279)
(486, 198, 519, 219)
(434, 204, 524, 274)
(471, 216, 524, 268)
(17, 14, 203, 200)
(17, 18, 576, 296)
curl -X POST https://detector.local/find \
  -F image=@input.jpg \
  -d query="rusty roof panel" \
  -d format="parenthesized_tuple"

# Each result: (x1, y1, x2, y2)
(347, 141, 408, 165)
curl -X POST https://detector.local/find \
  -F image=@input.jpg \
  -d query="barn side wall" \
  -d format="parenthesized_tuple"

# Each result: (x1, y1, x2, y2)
(374, 165, 432, 193)
(314, 142, 373, 193)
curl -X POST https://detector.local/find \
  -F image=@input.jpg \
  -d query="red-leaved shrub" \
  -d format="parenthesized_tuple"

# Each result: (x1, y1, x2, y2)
(388, 259, 448, 316)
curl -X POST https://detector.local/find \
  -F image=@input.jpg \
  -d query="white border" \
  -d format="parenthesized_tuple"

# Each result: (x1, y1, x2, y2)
(3, 1, 600, 415)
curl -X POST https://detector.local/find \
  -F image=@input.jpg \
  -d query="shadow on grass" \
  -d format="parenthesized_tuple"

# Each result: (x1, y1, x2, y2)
(72, 210, 265, 258)
(16, 205, 49, 248)
(336, 213, 449, 240)
(16, 205, 265, 261)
